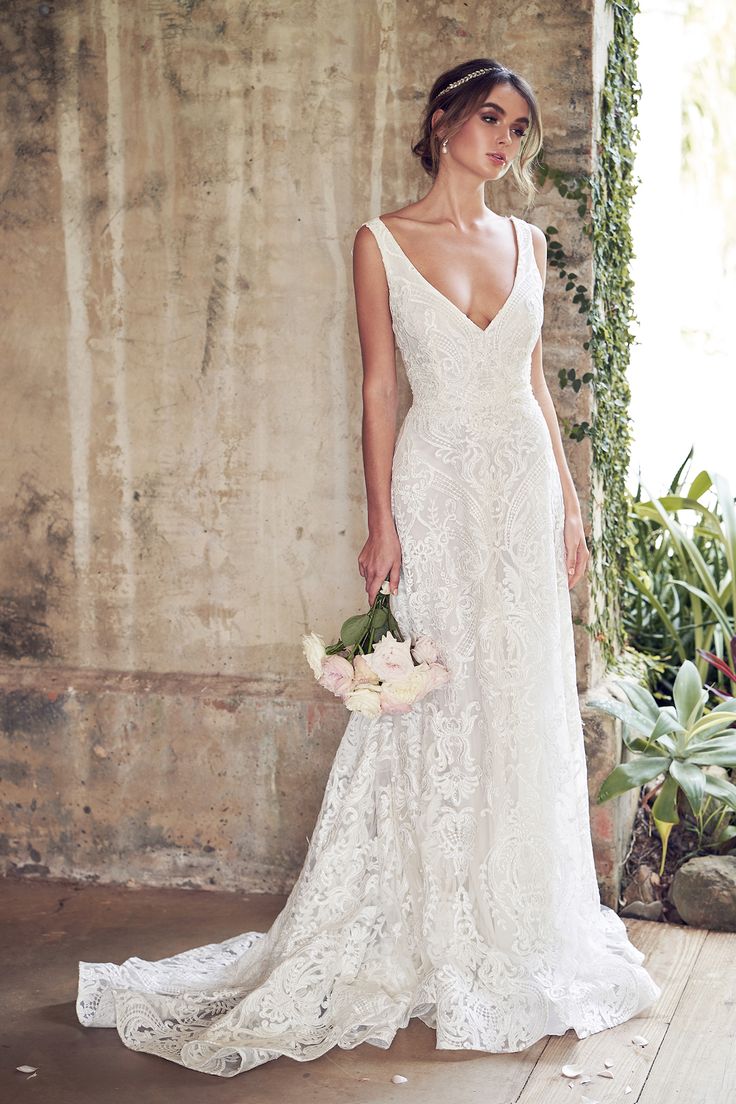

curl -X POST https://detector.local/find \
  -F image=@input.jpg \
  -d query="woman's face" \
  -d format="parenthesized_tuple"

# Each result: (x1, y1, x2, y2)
(433, 81, 530, 180)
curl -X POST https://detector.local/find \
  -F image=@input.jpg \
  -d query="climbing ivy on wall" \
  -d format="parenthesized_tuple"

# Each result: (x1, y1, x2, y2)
(536, 0, 642, 670)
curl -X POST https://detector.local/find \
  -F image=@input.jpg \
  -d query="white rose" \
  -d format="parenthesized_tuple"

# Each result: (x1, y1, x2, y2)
(345, 683, 383, 716)
(301, 631, 327, 679)
(364, 631, 415, 682)
(353, 652, 380, 684)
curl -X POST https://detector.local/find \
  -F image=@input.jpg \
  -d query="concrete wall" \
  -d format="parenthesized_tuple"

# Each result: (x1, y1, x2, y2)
(1, 0, 624, 901)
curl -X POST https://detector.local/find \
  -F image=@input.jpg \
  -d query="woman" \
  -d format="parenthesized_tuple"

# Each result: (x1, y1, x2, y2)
(76, 57, 661, 1077)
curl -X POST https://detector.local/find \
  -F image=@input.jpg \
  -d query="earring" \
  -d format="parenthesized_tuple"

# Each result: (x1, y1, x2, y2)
(442, 139, 448, 152)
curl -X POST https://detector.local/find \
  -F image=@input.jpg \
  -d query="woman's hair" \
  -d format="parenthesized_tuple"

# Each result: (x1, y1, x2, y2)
(411, 58, 543, 209)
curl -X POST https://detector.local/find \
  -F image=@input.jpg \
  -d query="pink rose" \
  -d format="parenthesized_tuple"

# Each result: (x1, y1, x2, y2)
(380, 663, 433, 713)
(425, 661, 450, 692)
(411, 634, 439, 665)
(318, 654, 355, 699)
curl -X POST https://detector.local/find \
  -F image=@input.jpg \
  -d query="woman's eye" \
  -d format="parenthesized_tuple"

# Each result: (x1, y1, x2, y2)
(482, 115, 526, 139)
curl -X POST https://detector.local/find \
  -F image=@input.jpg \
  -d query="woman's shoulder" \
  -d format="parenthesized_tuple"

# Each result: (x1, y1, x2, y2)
(353, 208, 412, 249)
(520, 217, 545, 245)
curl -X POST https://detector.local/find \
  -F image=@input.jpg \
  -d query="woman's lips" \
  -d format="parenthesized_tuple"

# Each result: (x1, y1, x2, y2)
(488, 153, 506, 164)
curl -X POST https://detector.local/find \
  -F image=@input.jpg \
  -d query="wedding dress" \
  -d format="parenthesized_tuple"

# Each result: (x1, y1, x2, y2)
(76, 212, 662, 1076)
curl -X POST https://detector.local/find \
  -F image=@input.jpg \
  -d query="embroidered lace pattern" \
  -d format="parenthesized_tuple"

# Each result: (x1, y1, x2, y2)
(76, 213, 662, 1076)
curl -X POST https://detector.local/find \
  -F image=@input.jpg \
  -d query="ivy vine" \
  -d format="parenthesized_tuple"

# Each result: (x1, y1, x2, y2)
(535, 0, 642, 669)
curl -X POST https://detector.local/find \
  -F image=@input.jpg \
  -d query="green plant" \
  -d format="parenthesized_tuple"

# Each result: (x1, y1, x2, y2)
(588, 659, 736, 875)
(533, 0, 643, 667)
(625, 452, 736, 699)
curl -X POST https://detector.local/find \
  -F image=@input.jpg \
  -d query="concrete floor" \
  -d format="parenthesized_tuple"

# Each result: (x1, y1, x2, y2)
(1, 878, 683, 1104)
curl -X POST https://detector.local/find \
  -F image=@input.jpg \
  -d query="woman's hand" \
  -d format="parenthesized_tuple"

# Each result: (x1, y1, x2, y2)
(563, 506, 589, 589)
(358, 521, 402, 605)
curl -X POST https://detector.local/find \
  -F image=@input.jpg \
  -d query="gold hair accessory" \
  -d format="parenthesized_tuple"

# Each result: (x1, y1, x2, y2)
(442, 67, 497, 93)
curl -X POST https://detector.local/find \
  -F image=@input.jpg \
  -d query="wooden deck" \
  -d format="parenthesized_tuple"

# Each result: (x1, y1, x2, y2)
(3, 880, 735, 1104)
(509, 919, 735, 1104)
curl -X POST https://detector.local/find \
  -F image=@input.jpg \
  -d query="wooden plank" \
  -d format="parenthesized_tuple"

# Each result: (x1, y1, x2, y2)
(637, 929, 736, 1104)
(516, 919, 706, 1103)
(304, 1020, 546, 1103)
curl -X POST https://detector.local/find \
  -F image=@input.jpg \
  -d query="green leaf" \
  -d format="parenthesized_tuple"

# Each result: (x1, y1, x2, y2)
(597, 756, 672, 802)
(687, 469, 712, 500)
(624, 568, 688, 663)
(654, 494, 722, 533)
(655, 733, 678, 755)
(586, 697, 656, 736)
(669, 580, 734, 643)
(711, 471, 736, 614)
(652, 773, 680, 875)
(669, 760, 706, 816)
(703, 772, 736, 812)
(673, 659, 706, 728)
(340, 613, 371, 646)
(688, 712, 736, 742)
(611, 678, 661, 722)
(688, 733, 736, 767)
(712, 697, 736, 715)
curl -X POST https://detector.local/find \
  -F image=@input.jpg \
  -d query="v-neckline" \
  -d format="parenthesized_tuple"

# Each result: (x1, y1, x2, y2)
(376, 214, 521, 335)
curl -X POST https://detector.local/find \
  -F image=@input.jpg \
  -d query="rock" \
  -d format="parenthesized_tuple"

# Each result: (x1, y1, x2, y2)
(668, 855, 736, 930)
(620, 899, 663, 920)
(622, 863, 660, 906)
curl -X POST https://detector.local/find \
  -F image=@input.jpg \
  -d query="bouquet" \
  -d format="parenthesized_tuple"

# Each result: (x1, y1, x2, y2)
(301, 577, 450, 717)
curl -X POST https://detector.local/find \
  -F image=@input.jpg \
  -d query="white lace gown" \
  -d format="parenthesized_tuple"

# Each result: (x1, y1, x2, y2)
(76, 213, 662, 1076)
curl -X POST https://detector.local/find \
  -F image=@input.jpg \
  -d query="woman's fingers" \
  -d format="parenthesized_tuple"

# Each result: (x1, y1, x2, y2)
(567, 539, 589, 589)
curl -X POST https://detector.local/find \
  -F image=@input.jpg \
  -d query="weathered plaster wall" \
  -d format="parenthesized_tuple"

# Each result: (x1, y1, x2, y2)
(1, 0, 624, 901)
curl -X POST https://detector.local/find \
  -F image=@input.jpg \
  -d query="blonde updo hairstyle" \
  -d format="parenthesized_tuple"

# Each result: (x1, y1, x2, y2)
(411, 58, 543, 210)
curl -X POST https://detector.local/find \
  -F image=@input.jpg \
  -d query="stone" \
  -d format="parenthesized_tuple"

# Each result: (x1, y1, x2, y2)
(668, 855, 736, 931)
(619, 899, 663, 921)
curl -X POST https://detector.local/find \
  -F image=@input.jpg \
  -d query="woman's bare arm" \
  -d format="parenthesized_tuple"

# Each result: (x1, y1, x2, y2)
(352, 225, 403, 604)
(528, 224, 590, 589)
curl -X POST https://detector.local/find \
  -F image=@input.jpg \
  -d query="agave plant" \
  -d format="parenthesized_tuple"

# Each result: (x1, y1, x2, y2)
(588, 659, 736, 875)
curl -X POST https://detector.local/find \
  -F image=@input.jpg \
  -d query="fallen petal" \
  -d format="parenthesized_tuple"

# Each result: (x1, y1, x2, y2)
(631, 1034, 649, 1046)
(391, 1074, 408, 1084)
(625, 1088, 633, 1095)
(16, 1066, 38, 1074)
(604, 1058, 614, 1067)
(581, 1076, 592, 1084)
(561, 1064, 584, 1078)
(598, 1070, 615, 1078)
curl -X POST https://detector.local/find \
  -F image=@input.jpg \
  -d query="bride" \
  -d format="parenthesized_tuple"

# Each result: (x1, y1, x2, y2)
(76, 57, 662, 1076)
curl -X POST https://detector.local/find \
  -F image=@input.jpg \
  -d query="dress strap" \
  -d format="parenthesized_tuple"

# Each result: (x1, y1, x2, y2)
(352, 218, 394, 282)
(511, 216, 532, 282)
